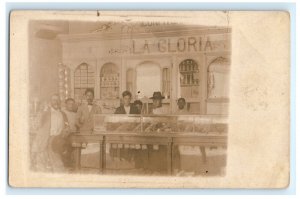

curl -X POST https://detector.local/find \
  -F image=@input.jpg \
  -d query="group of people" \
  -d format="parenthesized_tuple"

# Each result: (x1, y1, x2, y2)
(31, 88, 188, 173)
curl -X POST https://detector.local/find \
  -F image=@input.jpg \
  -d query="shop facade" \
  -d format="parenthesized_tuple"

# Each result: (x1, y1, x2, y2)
(58, 25, 231, 115)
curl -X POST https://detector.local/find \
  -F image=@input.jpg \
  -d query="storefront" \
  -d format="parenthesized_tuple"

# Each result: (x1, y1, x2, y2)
(57, 24, 231, 115)
(29, 22, 231, 175)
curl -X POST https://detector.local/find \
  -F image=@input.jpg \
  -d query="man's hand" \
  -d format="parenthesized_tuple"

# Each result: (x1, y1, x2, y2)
(62, 124, 71, 138)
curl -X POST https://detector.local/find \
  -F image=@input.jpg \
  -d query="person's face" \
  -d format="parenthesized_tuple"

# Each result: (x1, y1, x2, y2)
(86, 92, 94, 105)
(51, 95, 61, 110)
(177, 100, 186, 110)
(66, 100, 74, 112)
(123, 95, 131, 106)
(153, 99, 162, 108)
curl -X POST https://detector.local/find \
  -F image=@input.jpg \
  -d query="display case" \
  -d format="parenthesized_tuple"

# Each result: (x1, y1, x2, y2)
(71, 114, 228, 174)
(93, 114, 228, 135)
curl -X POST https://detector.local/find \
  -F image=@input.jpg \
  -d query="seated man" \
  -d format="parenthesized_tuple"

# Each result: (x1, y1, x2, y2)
(62, 98, 77, 167)
(31, 94, 69, 172)
(63, 98, 77, 132)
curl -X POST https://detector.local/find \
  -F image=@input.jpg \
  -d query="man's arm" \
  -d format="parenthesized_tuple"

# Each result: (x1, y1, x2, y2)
(61, 111, 70, 137)
(75, 105, 83, 128)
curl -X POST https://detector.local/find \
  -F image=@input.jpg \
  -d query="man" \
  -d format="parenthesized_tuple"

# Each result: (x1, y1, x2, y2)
(76, 89, 102, 134)
(174, 97, 206, 174)
(31, 94, 69, 172)
(150, 92, 169, 114)
(176, 97, 188, 114)
(133, 100, 143, 114)
(63, 98, 77, 132)
(62, 98, 77, 167)
(115, 91, 139, 114)
(172, 97, 188, 173)
(148, 91, 169, 173)
(75, 89, 102, 169)
(113, 91, 138, 164)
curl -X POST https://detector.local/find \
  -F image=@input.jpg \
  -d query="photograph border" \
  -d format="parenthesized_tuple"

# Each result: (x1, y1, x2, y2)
(5, 2, 296, 195)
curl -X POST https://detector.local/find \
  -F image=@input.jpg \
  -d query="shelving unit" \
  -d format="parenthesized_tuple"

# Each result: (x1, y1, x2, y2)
(100, 63, 120, 100)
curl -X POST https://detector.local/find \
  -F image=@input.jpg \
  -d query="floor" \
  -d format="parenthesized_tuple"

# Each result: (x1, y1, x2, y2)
(75, 146, 227, 177)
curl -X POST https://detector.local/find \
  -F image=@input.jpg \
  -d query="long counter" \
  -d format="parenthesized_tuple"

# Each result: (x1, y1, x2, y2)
(70, 114, 228, 175)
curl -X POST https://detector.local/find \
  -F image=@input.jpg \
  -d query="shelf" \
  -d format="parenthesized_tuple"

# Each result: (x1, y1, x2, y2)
(179, 70, 199, 73)
(100, 86, 119, 88)
(180, 84, 199, 87)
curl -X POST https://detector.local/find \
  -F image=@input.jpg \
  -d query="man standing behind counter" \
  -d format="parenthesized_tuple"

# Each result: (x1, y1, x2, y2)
(113, 91, 139, 166)
(150, 92, 169, 114)
(75, 89, 102, 169)
(115, 91, 139, 114)
(148, 91, 169, 174)
(76, 89, 102, 134)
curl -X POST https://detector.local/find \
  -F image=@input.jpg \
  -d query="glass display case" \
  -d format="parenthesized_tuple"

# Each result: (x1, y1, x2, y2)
(93, 114, 228, 134)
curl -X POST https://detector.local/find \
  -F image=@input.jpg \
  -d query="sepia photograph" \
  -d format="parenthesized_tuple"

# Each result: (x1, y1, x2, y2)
(9, 11, 290, 188)
(28, 18, 230, 177)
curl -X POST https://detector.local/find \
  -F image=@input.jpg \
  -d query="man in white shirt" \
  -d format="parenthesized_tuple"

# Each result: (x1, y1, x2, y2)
(76, 89, 102, 168)
(176, 97, 189, 114)
(147, 92, 169, 173)
(150, 92, 169, 114)
(50, 107, 64, 136)
(31, 94, 69, 172)
(76, 89, 102, 134)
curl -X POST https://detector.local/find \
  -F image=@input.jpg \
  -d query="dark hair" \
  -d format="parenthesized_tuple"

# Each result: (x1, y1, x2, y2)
(65, 98, 75, 103)
(178, 97, 186, 103)
(122, 90, 132, 98)
(85, 88, 94, 96)
(134, 100, 143, 106)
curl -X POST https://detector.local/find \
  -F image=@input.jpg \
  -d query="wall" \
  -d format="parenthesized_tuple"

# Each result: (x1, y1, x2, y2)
(59, 26, 231, 114)
(29, 21, 65, 105)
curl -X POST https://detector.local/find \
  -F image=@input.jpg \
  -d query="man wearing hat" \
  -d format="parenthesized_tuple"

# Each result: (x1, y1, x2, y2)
(150, 91, 169, 115)
(147, 91, 170, 173)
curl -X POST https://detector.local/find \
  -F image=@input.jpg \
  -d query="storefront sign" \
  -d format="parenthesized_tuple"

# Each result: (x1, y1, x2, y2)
(108, 36, 229, 55)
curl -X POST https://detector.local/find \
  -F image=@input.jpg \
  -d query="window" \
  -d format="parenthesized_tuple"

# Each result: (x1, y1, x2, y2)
(74, 63, 95, 100)
(179, 59, 200, 98)
(207, 57, 230, 98)
(136, 61, 161, 98)
(100, 63, 119, 99)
